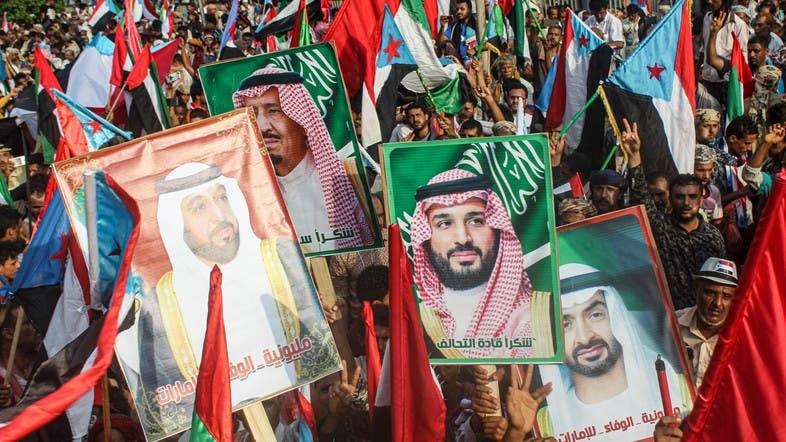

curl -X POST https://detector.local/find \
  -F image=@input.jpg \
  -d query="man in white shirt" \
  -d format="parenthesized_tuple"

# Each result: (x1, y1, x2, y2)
(410, 169, 534, 359)
(675, 257, 738, 388)
(584, 0, 624, 50)
(232, 67, 374, 253)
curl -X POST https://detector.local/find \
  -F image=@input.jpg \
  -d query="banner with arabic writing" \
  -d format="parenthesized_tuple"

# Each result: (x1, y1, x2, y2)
(199, 42, 382, 257)
(383, 135, 562, 364)
(533, 207, 695, 441)
(52, 110, 341, 441)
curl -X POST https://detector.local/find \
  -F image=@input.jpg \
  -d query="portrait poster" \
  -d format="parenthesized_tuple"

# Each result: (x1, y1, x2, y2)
(199, 42, 382, 257)
(383, 135, 562, 364)
(534, 207, 695, 441)
(51, 110, 342, 441)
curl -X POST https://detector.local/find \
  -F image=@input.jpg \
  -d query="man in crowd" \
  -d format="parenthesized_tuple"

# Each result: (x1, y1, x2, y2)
(676, 257, 738, 387)
(439, 0, 477, 61)
(585, 0, 624, 50)
(623, 119, 726, 310)
(589, 169, 626, 215)
(410, 169, 534, 359)
(232, 67, 374, 253)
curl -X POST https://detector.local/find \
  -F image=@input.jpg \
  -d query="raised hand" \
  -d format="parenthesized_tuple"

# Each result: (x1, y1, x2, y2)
(620, 118, 642, 167)
(506, 365, 552, 436)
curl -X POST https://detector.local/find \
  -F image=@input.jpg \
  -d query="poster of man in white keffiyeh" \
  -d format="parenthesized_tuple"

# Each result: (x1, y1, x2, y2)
(200, 43, 382, 256)
(52, 110, 341, 441)
(383, 135, 563, 364)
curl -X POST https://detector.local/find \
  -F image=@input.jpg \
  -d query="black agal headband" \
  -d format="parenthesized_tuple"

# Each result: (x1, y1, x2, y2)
(415, 175, 493, 202)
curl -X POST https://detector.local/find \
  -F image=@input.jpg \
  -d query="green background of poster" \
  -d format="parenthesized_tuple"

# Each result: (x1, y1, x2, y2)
(383, 135, 563, 363)
(199, 43, 382, 256)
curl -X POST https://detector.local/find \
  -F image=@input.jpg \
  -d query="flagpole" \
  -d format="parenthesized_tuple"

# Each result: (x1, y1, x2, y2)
(101, 374, 112, 442)
(558, 90, 599, 138)
(596, 85, 626, 165)
(105, 82, 128, 122)
(523, 0, 546, 39)
(415, 69, 440, 113)
(476, 0, 490, 73)
(84, 171, 101, 309)
(2, 305, 25, 388)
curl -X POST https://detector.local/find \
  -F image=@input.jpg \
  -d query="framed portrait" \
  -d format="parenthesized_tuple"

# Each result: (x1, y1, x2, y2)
(199, 42, 383, 257)
(534, 206, 696, 441)
(383, 135, 562, 364)
(52, 110, 342, 441)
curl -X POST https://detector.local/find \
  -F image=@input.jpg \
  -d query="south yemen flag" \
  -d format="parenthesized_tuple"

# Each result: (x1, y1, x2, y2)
(543, 8, 606, 147)
(189, 266, 232, 442)
(603, 0, 695, 177)
(362, 4, 417, 146)
(727, 33, 753, 124)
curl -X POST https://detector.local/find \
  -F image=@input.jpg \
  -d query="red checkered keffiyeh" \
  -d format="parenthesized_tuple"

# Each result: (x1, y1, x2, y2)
(232, 67, 373, 249)
(411, 169, 533, 357)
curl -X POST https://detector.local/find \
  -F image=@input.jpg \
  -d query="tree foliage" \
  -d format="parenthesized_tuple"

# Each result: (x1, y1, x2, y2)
(0, 0, 66, 26)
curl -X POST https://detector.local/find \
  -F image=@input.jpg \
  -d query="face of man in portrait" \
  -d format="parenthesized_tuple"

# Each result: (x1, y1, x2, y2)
(425, 197, 500, 290)
(245, 88, 309, 177)
(563, 291, 623, 378)
(180, 183, 241, 266)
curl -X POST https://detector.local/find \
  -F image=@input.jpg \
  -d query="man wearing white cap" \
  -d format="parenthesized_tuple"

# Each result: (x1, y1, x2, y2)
(676, 257, 738, 388)
(537, 263, 690, 441)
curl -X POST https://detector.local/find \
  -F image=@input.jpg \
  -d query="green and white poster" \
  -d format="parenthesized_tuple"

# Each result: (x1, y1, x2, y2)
(383, 135, 562, 364)
(534, 207, 695, 441)
(200, 43, 382, 257)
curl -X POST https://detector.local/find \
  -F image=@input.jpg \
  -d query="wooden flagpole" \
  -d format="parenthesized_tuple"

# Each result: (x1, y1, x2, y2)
(3, 305, 24, 388)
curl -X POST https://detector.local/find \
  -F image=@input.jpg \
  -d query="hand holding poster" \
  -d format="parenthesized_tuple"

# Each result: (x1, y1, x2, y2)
(51, 109, 341, 441)
(200, 43, 382, 257)
(383, 135, 561, 364)
(534, 207, 695, 441)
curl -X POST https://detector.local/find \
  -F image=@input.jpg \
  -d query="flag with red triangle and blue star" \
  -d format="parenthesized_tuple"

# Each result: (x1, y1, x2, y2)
(603, 0, 696, 177)
(363, 4, 418, 145)
(52, 89, 132, 152)
(542, 8, 609, 149)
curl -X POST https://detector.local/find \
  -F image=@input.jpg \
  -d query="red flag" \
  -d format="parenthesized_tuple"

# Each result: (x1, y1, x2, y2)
(111, 22, 129, 88)
(389, 224, 446, 441)
(126, 44, 152, 90)
(52, 96, 90, 161)
(730, 33, 753, 99)
(151, 40, 180, 84)
(34, 46, 62, 100)
(683, 170, 786, 441)
(125, 0, 142, 60)
(323, 0, 385, 97)
(291, 0, 309, 47)
(189, 266, 233, 442)
(363, 301, 382, 421)
(569, 173, 584, 199)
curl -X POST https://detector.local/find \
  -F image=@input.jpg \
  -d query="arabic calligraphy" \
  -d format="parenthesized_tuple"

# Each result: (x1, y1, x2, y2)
(558, 425, 597, 442)
(456, 140, 546, 217)
(299, 227, 355, 245)
(155, 376, 197, 406)
(602, 416, 635, 433)
(154, 337, 314, 406)
(435, 336, 534, 350)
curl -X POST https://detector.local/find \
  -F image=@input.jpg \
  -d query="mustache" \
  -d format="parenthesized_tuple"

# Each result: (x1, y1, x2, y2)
(261, 131, 280, 140)
(572, 338, 609, 360)
(446, 243, 483, 259)
(210, 221, 236, 237)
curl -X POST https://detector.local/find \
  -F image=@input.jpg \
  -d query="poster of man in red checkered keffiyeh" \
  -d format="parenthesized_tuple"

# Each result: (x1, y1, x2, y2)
(384, 135, 562, 364)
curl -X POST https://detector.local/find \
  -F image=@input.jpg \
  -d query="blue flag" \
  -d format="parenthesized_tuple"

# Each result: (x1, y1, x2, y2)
(11, 190, 70, 293)
(220, 0, 240, 54)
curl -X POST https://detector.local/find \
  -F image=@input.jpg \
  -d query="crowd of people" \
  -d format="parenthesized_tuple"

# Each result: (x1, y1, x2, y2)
(0, 0, 784, 439)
